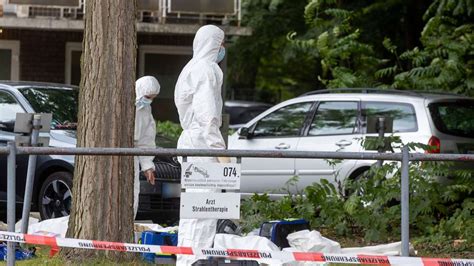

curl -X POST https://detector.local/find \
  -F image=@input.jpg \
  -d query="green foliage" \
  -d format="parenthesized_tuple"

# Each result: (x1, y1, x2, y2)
(155, 120, 182, 142)
(240, 140, 474, 243)
(239, 176, 315, 233)
(376, 0, 474, 95)
(291, 1, 383, 88)
(232, 0, 472, 97)
(228, 0, 317, 102)
(291, 0, 473, 95)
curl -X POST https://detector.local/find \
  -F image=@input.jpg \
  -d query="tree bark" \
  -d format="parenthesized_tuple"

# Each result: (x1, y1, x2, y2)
(63, 0, 137, 261)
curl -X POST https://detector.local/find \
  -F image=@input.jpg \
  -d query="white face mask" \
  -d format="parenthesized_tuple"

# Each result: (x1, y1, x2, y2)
(136, 96, 153, 109)
(216, 46, 226, 63)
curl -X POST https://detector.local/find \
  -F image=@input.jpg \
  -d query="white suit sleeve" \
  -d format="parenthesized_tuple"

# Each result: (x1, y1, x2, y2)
(135, 109, 156, 172)
(192, 71, 226, 149)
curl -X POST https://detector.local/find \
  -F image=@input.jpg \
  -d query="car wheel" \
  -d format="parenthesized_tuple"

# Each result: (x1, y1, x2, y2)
(344, 167, 370, 197)
(38, 171, 73, 220)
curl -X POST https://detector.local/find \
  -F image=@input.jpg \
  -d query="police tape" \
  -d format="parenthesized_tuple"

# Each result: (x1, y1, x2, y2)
(1, 231, 473, 265)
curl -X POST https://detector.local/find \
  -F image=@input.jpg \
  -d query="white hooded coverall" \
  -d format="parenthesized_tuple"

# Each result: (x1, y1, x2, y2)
(134, 76, 160, 218)
(174, 25, 226, 265)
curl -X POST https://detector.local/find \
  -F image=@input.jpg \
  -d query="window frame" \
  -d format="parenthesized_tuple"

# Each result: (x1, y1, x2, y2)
(0, 40, 20, 81)
(65, 42, 82, 85)
(138, 45, 192, 77)
(361, 101, 418, 133)
(302, 100, 362, 137)
(249, 101, 317, 139)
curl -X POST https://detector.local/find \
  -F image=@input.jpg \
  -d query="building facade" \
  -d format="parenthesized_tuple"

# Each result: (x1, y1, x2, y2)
(0, 0, 250, 122)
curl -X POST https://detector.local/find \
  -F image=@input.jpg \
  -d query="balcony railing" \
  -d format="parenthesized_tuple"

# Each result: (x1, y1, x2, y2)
(4, 0, 241, 25)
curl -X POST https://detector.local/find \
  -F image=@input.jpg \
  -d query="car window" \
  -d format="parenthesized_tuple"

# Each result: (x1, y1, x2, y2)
(429, 100, 474, 138)
(0, 90, 25, 122)
(253, 102, 313, 137)
(228, 107, 269, 125)
(19, 87, 78, 129)
(308, 101, 359, 136)
(362, 102, 417, 133)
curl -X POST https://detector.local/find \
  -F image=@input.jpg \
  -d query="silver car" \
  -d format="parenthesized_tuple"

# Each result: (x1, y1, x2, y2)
(228, 89, 474, 197)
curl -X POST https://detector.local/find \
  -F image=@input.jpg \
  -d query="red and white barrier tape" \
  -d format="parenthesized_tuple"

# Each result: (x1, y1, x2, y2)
(1, 231, 473, 265)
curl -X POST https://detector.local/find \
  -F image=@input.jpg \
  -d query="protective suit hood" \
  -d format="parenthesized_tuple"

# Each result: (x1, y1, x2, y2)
(192, 25, 224, 62)
(135, 76, 160, 101)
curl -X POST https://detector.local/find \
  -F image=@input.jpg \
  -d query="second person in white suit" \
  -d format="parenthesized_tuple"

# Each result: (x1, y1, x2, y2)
(134, 76, 160, 218)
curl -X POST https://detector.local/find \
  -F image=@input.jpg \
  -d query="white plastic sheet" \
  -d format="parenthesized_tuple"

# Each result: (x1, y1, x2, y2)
(22, 216, 178, 241)
(287, 230, 341, 253)
(245, 228, 260, 236)
(0, 221, 7, 231)
(214, 233, 283, 265)
(27, 216, 69, 237)
(149, 225, 178, 233)
(15, 217, 39, 233)
(341, 241, 414, 256)
(283, 230, 415, 265)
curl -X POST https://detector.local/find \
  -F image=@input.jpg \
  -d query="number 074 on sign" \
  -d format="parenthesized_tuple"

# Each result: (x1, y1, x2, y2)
(181, 162, 241, 190)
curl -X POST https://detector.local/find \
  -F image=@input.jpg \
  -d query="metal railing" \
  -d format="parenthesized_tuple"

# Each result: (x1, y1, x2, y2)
(1, 144, 473, 265)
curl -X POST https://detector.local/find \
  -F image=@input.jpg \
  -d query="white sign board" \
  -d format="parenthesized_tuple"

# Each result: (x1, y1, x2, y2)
(180, 192, 240, 219)
(181, 162, 241, 190)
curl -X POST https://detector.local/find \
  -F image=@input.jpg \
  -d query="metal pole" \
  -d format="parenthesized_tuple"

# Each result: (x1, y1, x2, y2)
(21, 114, 41, 235)
(7, 141, 17, 266)
(401, 145, 410, 256)
(376, 117, 385, 167)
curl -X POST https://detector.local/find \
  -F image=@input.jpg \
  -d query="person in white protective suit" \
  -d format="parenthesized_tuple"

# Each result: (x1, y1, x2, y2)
(174, 25, 230, 265)
(134, 76, 160, 218)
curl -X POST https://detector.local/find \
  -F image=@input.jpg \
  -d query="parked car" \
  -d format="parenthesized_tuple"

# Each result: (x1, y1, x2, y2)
(228, 88, 474, 197)
(224, 100, 271, 129)
(0, 81, 179, 223)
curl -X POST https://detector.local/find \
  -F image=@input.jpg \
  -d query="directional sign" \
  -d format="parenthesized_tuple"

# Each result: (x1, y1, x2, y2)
(181, 162, 241, 190)
(180, 192, 240, 219)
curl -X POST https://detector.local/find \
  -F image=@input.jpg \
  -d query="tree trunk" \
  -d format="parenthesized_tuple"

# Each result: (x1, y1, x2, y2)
(63, 0, 137, 261)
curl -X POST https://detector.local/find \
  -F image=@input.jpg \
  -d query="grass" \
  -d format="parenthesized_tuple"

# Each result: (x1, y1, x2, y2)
(2, 246, 158, 266)
(413, 239, 474, 258)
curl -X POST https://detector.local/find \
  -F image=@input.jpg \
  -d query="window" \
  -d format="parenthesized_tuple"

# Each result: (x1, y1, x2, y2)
(19, 87, 78, 129)
(0, 40, 20, 81)
(0, 91, 24, 122)
(362, 102, 417, 133)
(309, 101, 359, 136)
(139, 45, 192, 97)
(429, 100, 474, 138)
(138, 45, 192, 122)
(65, 42, 82, 85)
(253, 102, 313, 137)
(226, 106, 270, 125)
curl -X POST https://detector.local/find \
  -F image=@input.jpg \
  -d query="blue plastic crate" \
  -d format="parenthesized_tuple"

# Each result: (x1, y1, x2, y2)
(140, 231, 178, 263)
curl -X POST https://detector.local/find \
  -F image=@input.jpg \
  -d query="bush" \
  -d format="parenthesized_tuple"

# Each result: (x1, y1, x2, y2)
(240, 141, 474, 244)
(154, 121, 182, 148)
